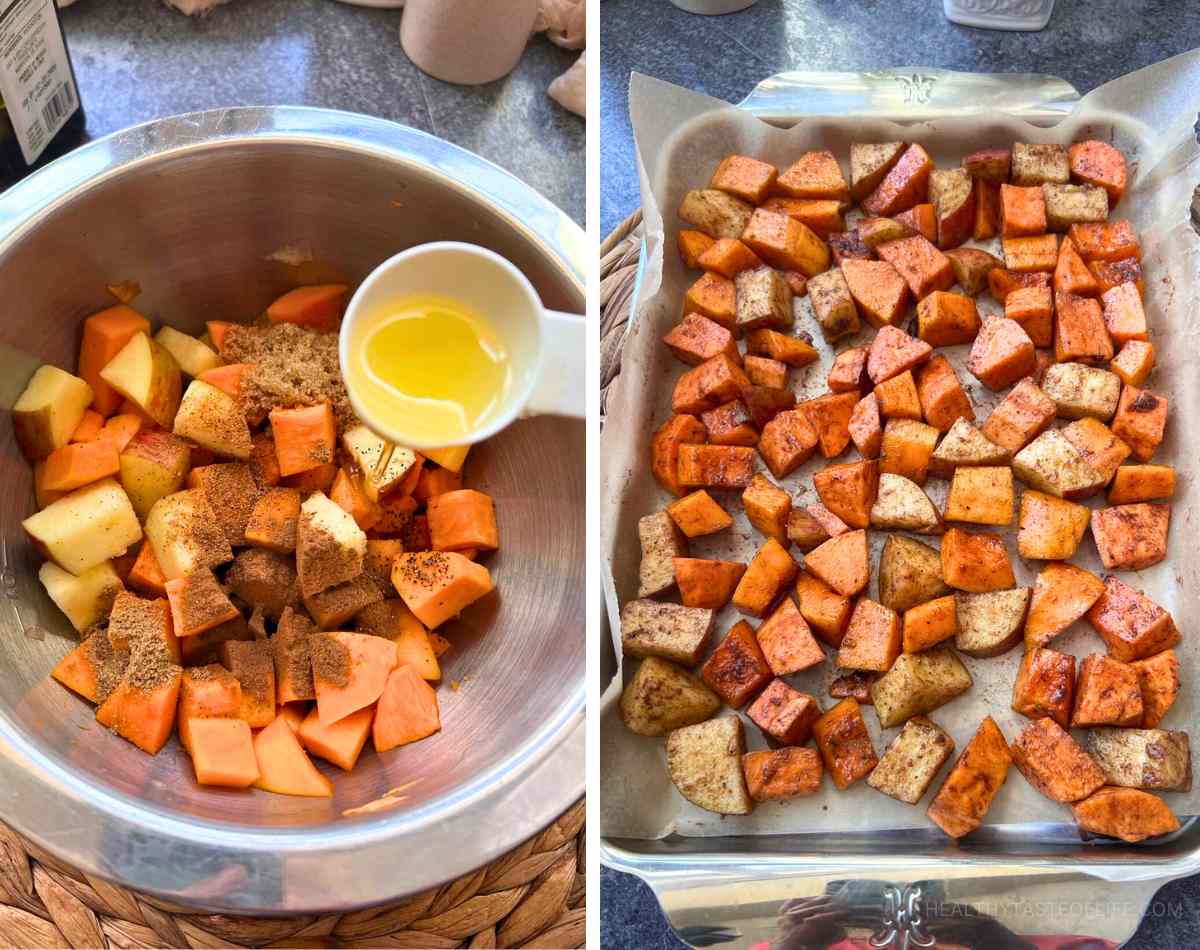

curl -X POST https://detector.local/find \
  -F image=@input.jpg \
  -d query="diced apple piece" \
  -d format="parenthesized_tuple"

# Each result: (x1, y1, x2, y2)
(296, 491, 367, 597)
(38, 560, 124, 633)
(99, 332, 182, 429)
(23, 479, 142, 574)
(12, 365, 94, 460)
(375, 446, 420, 500)
(154, 326, 222, 378)
(143, 489, 234, 580)
(173, 380, 252, 460)
(119, 430, 192, 520)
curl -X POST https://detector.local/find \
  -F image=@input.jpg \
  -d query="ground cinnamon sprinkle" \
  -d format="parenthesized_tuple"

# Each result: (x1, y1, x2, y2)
(176, 570, 234, 634)
(273, 607, 316, 698)
(193, 463, 261, 548)
(309, 632, 350, 688)
(108, 594, 179, 690)
(83, 631, 128, 703)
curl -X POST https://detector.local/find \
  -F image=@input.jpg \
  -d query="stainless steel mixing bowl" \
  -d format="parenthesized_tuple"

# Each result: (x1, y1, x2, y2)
(0, 107, 584, 913)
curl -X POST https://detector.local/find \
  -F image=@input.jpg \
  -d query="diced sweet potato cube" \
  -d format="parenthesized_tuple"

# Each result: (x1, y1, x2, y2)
(1068, 140, 1127, 204)
(1024, 561, 1105, 650)
(839, 259, 909, 328)
(873, 371, 922, 421)
(683, 272, 736, 328)
(806, 268, 860, 342)
(710, 154, 778, 204)
(1012, 647, 1075, 727)
(677, 444, 756, 490)
(941, 527, 1014, 593)
(697, 238, 763, 279)
(786, 508, 830, 551)
(806, 502, 850, 539)
(679, 188, 753, 240)
(827, 346, 868, 393)
(837, 598, 900, 672)
(741, 208, 830, 277)
(804, 529, 869, 597)
(828, 229, 873, 264)
(1131, 650, 1179, 728)
(745, 329, 818, 368)
(848, 393, 883, 459)
(1068, 220, 1139, 262)
(674, 557, 746, 610)
(699, 401, 757, 448)
(1090, 502, 1169, 571)
(1090, 257, 1145, 297)
(776, 150, 849, 201)
(1017, 490, 1090, 561)
(862, 144, 933, 216)
(742, 473, 791, 543)
(1072, 654, 1143, 728)
(756, 598, 824, 676)
(666, 490, 732, 538)
(914, 356, 973, 433)
(966, 316, 1036, 391)
(735, 265, 794, 332)
(927, 716, 1011, 838)
(742, 747, 823, 802)
(1004, 285, 1053, 347)
(1099, 283, 1147, 347)
(812, 459, 878, 530)
(1110, 386, 1167, 462)
(1062, 417, 1129, 481)
(1086, 576, 1179, 662)
(945, 466, 1013, 525)
(850, 141, 906, 201)
(879, 418, 939, 485)
(731, 538, 798, 618)
(677, 229, 715, 269)
(829, 671, 876, 703)
(1072, 786, 1179, 843)
(962, 147, 1012, 181)
(794, 569, 852, 646)
(1003, 234, 1058, 273)
(798, 391, 859, 459)
(758, 408, 818, 478)
(700, 620, 773, 707)
(672, 353, 749, 415)
(812, 698, 878, 790)
(902, 594, 958, 653)
(915, 290, 980, 347)
(999, 184, 1046, 237)
(1110, 340, 1155, 387)
(866, 325, 932, 386)
(1012, 717, 1105, 803)
(1108, 464, 1174, 504)
(972, 178, 1001, 240)
(651, 414, 707, 497)
(744, 355, 787, 389)
(987, 267, 1051, 303)
(929, 168, 975, 248)
(900, 201, 938, 241)
(875, 235, 954, 299)
(745, 384, 800, 430)
(1054, 237, 1100, 297)
(980, 378, 1054, 454)
(663, 314, 740, 366)
(760, 196, 845, 239)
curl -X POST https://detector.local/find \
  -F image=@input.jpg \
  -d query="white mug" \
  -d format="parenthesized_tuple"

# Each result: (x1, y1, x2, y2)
(339, 241, 585, 450)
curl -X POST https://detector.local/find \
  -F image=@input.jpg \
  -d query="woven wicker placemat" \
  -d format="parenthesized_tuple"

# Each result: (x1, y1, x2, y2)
(0, 799, 584, 949)
(599, 211, 644, 417)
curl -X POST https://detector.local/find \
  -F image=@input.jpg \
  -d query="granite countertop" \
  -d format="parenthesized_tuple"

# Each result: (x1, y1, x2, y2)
(600, 2, 1200, 947)
(60, 0, 584, 224)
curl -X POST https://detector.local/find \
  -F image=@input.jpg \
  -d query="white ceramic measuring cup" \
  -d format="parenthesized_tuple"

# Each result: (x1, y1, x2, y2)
(339, 241, 586, 450)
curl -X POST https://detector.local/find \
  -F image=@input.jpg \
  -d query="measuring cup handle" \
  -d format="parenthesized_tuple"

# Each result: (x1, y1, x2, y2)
(525, 310, 587, 419)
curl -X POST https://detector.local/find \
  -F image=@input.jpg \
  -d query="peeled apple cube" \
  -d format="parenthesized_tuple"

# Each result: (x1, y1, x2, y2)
(22, 478, 143, 574)
(38, 560, 124, 633)
(173, 379, 252, 459)
(12, 365, 93, 459)
(154, 326, 222, 377)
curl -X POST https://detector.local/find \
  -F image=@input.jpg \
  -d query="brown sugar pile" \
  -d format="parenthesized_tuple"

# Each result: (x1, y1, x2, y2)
(175, 570, 235, 635)
(309, 632, 350, 688)
(222, 322, 358, 430)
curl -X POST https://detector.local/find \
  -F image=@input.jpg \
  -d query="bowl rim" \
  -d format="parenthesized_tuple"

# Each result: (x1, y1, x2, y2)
(0, 105, 585, 913)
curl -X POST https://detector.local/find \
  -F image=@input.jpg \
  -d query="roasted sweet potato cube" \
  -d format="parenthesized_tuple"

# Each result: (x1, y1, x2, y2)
(1090, 257, 1145, 297)
(848, 393, 883, 459)
(945, 466, 1013, 526)
(1087, 576, 1179, 662)
(700, 620, 773, 708)
(674, 558, 746, 610)
(1131, 650, 1179, 728)
(746, 679, 822, 744)
(677, 444, 756, 491)
(734, 265, 794, 333)
(1098, 284, 1147, 350)
(827, 347, 868, 393)
(1017, 490, 1089, 560)
(804, 529, 869, 598)
(1061, 419, 1128, 484)
(672, 353, 749, 415)
(837, 599, 900, 672)
(1108, 464, 1175, 504)
(812, 698, 878, 790)
(874, 371, 922, 421)
(1073, 787, 1180, 843)
(1024, 561, 1104, 649)
(794, 569, 852, 646)
(744, 355, 788, 389)
(929, 168, 975, 248)
(1004, 285, 1053, 347)
(987, 267, 1051, 303)
(914, 356, 973, 433)
(663, 314, 740, 366)
(667, 490, 733, 538)
(696, 238, 763, 279)
(806, 269, 860, 343)
(1011, 143, 1069, 186)
(862, 143, 933, 216)
(879, 418, 939, 485)
(1068, 140, 1127, 204)
(1069, 220, 1139, 262)
(786, 508, 830, 552)
(709, 154, 778, 204)
(1091, 503, 1169, 571)
(811, 459, 878, 530)
(743, 746, 823, 802)
(902, 594, 958, 653)
(742, 473, 791, 543)
(927, 716, 1011, 838)
(776, 149, 849, 201)
(1043, 183, 1108, 232)
(1110, 340, 1155, 387)
(1003, 234, 1058, 273)
(741, 208, 830, 278)
(758, 408, 819, 478)
(896, 203, 936, 243)
(731, 538, 798, 618)
(915, 290, 980, 347)
(683, 272, 736, 328)
(850, 142, 906, 200)
(741, 385, 795, 430)
(1012, 647, 1075, 727)
(999, 184, 1046, 237)
(756, 598, 825, 677)
(760, 196, 845, 239)
(1111, 386, 1168, 462)
(798, 391, 859, 460)
(966, 316, 1036, 391)
(1012, 717, 1105, 803)
(651, 414, 707, 497)
(945, 247, 1001, 297)
(829, 670, 876, 703)
(940, 527, 1014, 593)
(701, 401, 758, 447)
(807, 503, 850, 541)
(869, 716, 955, 804)
(962, 147, 1012, 181)
(866, 325, 932, 386)
(875, 235, 954, 300)
(839, 259, 909, 328)
(745, 328, 819, 368)
(678, 188, 753, 240)
(1054, 236, 1100, 297)
(828, 229, 873, 264)
(678, 229, 715, 269)
(1072, 654, 1143, 728)
(980, 378, 1054, 454)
